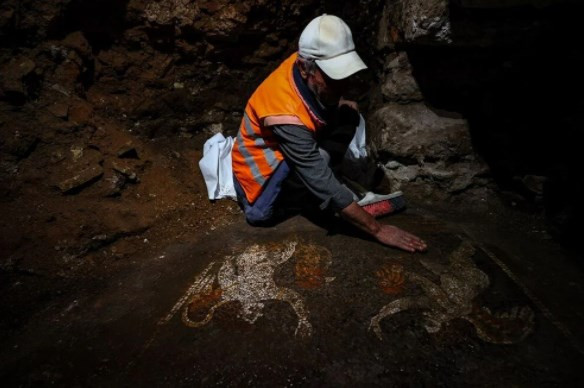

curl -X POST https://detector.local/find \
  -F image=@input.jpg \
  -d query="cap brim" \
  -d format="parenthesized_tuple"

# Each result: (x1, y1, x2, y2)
(315, 51, 367, 80)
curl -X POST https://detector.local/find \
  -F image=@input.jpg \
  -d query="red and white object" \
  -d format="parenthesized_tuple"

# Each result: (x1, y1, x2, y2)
(357, 191, 406, 218)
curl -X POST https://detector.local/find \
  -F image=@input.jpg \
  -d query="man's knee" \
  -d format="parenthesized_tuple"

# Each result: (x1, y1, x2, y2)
(243, 205, 276, 227)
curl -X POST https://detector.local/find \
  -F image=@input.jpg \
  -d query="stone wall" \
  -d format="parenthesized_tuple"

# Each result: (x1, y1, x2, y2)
(367, 0, 583, 245)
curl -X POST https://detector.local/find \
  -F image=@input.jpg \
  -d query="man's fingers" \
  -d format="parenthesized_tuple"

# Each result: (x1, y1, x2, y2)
(396, 236, 418, 253)
(403, 233, 427, 251)
(377, 224, 427, 253)
(398, 241, 415, 253)
(403, 231, 425, 244)
(401, 234, 427, 252)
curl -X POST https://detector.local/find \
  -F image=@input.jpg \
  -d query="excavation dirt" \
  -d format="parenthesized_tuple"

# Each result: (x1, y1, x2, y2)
(1, 185, 583, 385)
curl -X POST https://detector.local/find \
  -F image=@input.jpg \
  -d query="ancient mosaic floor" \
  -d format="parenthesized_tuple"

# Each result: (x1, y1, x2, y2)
(1, 213, 582, 386)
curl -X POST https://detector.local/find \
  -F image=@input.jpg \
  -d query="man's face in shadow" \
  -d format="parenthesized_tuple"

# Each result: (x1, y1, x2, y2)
(299, 60, 351, 107)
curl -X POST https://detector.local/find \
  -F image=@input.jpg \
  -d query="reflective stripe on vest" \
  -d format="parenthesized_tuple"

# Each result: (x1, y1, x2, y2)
(235, 113, 266, 187)
(243, 112, 279, 171)
(234, 111, 283, 187)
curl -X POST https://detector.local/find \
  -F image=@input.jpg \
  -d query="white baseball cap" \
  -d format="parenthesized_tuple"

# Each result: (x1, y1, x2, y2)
(298, 14, 367, 80)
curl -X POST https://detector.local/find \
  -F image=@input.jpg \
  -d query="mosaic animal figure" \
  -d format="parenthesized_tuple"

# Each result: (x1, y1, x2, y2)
(370, 241, 534, 344)
(180, 241, 313, 337)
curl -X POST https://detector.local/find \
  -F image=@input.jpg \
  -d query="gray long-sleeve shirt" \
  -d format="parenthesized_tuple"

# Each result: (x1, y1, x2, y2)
(272, 124, 355, 211)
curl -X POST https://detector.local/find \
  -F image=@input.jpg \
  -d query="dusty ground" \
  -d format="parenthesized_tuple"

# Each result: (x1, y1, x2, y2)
(0, 173, 583, 385)
(0, 103, 242, 334)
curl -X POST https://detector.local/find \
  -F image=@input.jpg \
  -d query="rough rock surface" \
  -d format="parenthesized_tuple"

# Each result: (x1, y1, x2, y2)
(382, 0, 451, 44)
(369, 102, 489, 197)
(371, 0, 583, 240)
(380, 52, 423, 103)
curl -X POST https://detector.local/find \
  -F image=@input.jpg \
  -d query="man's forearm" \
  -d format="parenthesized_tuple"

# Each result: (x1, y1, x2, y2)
(340, 201, 380, 235)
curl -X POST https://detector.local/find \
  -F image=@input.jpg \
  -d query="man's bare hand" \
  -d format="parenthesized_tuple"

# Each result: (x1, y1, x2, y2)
(340, 202, 427, 253)
(374, 224, 427, 253)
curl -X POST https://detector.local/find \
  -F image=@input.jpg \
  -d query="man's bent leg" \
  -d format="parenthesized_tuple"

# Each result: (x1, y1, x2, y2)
(233, 161, 291, 226)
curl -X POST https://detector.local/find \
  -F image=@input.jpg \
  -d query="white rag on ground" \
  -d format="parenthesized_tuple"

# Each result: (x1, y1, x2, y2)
(198, 133, 237, 200)
(198, 114, 368, 201)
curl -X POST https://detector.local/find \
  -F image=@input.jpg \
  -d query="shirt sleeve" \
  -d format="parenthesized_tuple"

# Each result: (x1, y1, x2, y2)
(272, 124, 355, 210)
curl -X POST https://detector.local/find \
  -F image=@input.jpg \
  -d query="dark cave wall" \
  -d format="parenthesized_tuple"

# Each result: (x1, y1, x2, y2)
(0, 0, 382, 136)
(368, 0, 583, 246)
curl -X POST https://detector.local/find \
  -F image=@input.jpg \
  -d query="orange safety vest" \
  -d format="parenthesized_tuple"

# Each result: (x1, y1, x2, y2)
(232, 52, 326, 204)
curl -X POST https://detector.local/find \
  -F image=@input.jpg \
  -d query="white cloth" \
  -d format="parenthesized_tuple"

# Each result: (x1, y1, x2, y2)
(345, 113, 367, 161)
(198, 133, 236, 200)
